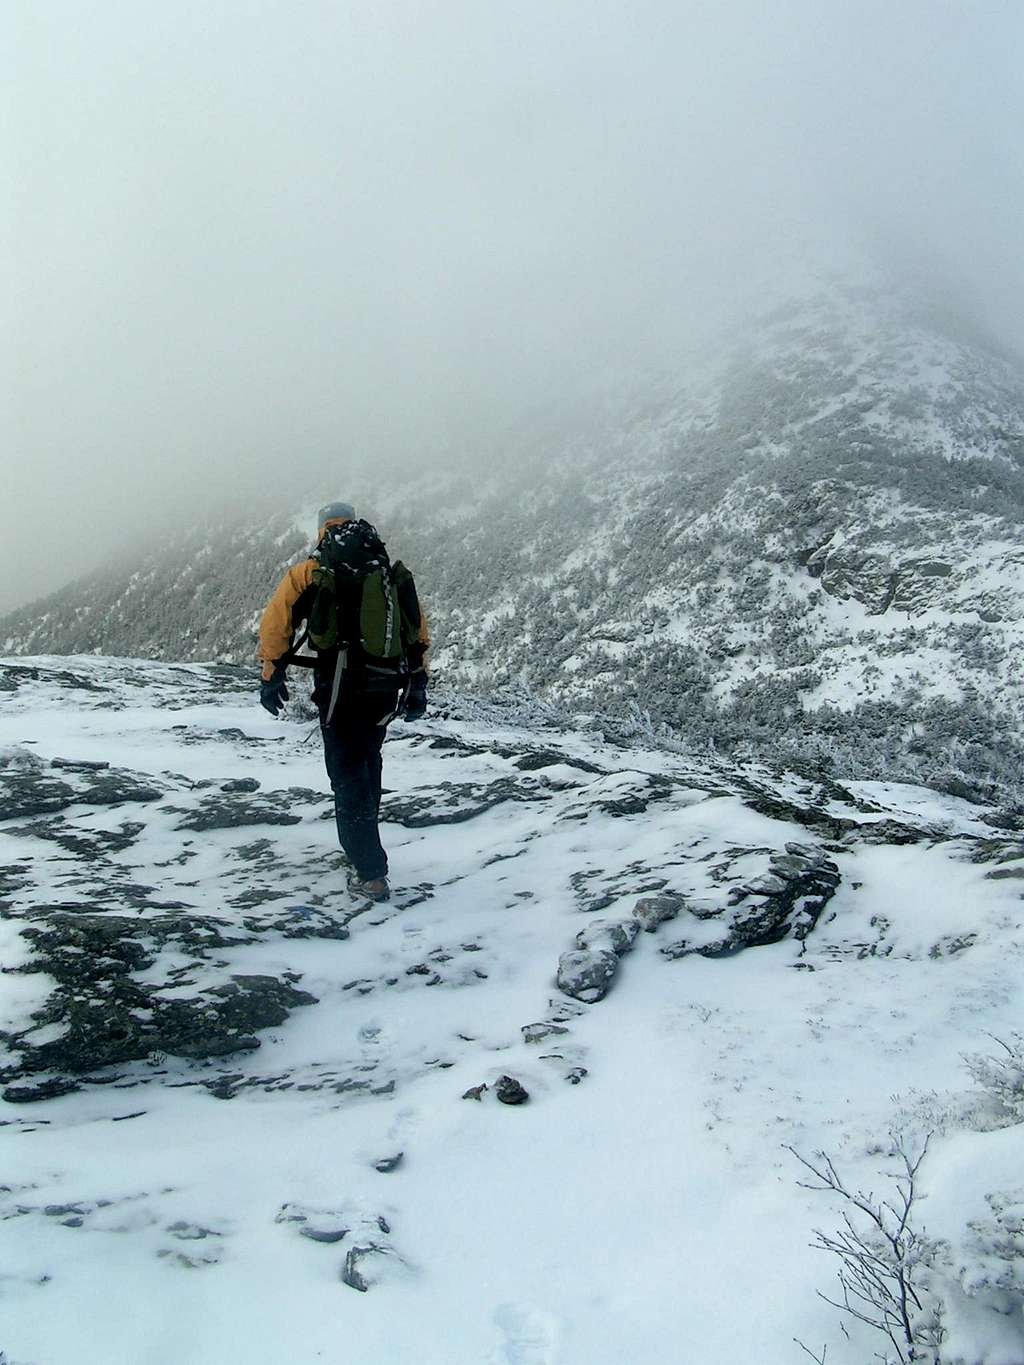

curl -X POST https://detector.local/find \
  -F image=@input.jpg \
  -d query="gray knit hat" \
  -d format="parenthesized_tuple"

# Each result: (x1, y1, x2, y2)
(317, 501, 355, 532)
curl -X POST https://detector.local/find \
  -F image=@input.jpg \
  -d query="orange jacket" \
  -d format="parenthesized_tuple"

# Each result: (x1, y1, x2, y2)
(258, 542, 429, 681)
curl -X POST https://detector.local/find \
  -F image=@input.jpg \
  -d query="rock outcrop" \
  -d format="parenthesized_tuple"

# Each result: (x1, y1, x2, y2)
(0, 908, 323, 1098)
(808, 535, 955, 616)
(661, 843, 841, 960)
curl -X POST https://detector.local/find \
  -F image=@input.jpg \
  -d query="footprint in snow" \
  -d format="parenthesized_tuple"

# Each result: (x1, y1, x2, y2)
(385, 1103, 419, 1145)
(492, 1303, 560, 1365)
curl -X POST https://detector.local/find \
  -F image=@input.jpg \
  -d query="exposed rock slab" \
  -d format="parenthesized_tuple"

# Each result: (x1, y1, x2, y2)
(661, 844, 841, 960)
(172, 794, 306, 831)
(0, 910, 319, 1091)
(381, 776, 549, 827)
(0, 753, 167, 822)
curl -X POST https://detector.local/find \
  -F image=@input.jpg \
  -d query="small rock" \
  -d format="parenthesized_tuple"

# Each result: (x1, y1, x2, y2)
(462, 1083, 488, 1101)
(769, 853, 812, 874)
(546, 997, 587, 1022)
(929, 934, 977, 958)
(495, 1075, 529, 1106)
(220, 778, 261, 794)
(157, 1247, 220, 1270)
(661, 939, 693, 960)
(565, 1067, 588, 1085)
(741, 873, 789, 896)
(275, 1205, 308, 1224)
(556, 947, 619, 1003)
(574, 918, 641, 956)
(342, 1243, 388, 1292)
(632, 895, 682, 932)
(373, 1153, 404, 1173)
(300, 1226, 349, 1244)
(204, 1074, 244, 1100)
(51, 758, 110, 772)
(167, 1222, 217, 1241)
(521, 1022, 570, 1045)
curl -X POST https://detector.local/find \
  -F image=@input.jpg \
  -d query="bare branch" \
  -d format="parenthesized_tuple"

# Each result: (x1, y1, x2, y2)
(793, 1338, 827, 1364)
(789, 1138, 940, 1365)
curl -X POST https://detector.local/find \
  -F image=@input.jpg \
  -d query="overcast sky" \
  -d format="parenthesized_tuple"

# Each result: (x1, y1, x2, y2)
(5, 1, 1024, 612)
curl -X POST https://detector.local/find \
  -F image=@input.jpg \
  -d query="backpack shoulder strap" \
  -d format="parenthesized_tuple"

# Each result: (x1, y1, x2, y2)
(391, 561, 426, 668)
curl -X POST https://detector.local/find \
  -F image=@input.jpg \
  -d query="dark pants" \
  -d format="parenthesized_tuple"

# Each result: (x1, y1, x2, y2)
(317, 689, 398, 881)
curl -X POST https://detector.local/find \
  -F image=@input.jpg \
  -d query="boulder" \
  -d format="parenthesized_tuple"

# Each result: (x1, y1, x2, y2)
(574, 918, 641, 956)
(632, 895, 683, 933)
(495, 1075, 530, 1105)
(556, 948, 619, 1003)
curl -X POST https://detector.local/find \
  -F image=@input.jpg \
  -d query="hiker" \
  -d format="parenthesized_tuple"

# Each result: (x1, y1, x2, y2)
(257, 502, 428, 902)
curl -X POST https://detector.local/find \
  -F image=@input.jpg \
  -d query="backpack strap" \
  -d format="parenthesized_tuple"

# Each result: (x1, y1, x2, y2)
(276, 627, 319, 669)
(323, 647, 348, 727)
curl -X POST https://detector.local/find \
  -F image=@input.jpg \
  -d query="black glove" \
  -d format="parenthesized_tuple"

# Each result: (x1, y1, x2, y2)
(403, 671, 427, 722)
(259, 669, 289, 717)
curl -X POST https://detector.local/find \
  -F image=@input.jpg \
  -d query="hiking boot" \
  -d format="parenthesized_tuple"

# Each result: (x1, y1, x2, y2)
(348, 875, 390, 903)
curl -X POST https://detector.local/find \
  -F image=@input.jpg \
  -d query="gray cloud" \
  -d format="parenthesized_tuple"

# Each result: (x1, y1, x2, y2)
(5, 0, 1023, 612)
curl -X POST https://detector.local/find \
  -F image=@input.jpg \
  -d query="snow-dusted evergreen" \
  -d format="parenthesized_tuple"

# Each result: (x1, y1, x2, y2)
(5, 283, 1024, 799)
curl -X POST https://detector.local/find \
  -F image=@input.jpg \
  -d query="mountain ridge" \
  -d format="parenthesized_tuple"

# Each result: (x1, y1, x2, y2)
(6, 283, 1024, 795)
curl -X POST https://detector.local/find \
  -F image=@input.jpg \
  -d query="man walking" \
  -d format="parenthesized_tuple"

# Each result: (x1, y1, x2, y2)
(257, 502, 428, 902)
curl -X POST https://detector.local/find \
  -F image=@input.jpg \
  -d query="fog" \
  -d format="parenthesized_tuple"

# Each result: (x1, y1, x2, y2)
(5, 1, 1023, 612)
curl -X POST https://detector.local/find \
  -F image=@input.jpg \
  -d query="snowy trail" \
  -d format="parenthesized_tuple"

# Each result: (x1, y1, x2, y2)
(2, 657, 1023, 1364)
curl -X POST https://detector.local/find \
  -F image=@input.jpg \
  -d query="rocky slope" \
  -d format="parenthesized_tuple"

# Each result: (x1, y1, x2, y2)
(5, 281, 1024, 794)
(2, 656, 1024, 1363)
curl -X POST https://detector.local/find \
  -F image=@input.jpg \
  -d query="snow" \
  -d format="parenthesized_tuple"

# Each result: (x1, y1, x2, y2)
(923, 1127, 1024, 1365)
(1, 656, 1024, 1363)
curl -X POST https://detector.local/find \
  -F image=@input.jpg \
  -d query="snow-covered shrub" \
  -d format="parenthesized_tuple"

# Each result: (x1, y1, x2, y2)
(959, 1189, 1024, 1303)
(791, 1139, 945, 1364)
(962, 1036, 1024, 1128)
(916, 1131, 1024, 1365)
(801, 1040, 1024, 1364)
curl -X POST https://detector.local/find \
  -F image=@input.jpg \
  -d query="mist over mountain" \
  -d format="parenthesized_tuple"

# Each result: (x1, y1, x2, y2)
(6, 281, 1024, 797)
(7, 2, 1024, 610)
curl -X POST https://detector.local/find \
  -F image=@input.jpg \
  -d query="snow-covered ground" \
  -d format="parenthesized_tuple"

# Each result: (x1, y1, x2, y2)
(1, 657, 1023, 1365)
